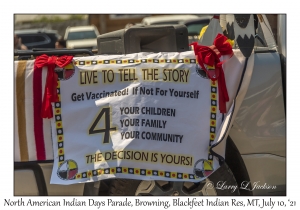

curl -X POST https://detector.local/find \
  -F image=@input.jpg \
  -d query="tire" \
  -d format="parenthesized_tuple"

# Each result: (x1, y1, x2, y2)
(107, 163, 240, 196)
(225, 136, 253, 196)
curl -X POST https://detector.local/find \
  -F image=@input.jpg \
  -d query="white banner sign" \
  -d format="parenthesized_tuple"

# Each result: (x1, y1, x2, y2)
(50, 51, 243, 185)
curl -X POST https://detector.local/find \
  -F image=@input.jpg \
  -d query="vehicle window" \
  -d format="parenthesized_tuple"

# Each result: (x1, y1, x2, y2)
(253, 19, 277, 52)
(186, 23, 207, 36)
(20, 35, 47, 44)
(254, 22, 267, 47)
(67, 31, 97, 40)
(48, 33, 61, 41)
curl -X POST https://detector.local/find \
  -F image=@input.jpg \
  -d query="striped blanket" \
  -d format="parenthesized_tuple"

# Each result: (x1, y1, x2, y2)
(14, 60, 53, 162)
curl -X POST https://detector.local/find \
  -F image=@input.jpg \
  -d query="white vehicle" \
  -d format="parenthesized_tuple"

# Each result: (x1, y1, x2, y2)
(64, 25, 100, 50)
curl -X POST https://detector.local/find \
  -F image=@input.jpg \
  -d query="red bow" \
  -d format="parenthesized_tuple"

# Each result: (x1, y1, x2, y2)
(190, 33, 233, 113)
(34, 54, 73, 118)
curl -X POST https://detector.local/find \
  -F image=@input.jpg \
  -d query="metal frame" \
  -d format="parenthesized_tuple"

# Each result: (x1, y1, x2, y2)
(14, 162, 48, 196)
(14, 49, 94, 57)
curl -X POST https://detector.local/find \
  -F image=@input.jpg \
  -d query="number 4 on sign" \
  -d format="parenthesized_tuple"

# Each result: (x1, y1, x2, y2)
(89, 107, 116, 144)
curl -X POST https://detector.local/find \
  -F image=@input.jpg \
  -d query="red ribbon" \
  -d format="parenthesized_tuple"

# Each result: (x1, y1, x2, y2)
(190, 33, 233, 113)
(34, 54, 73, 118)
